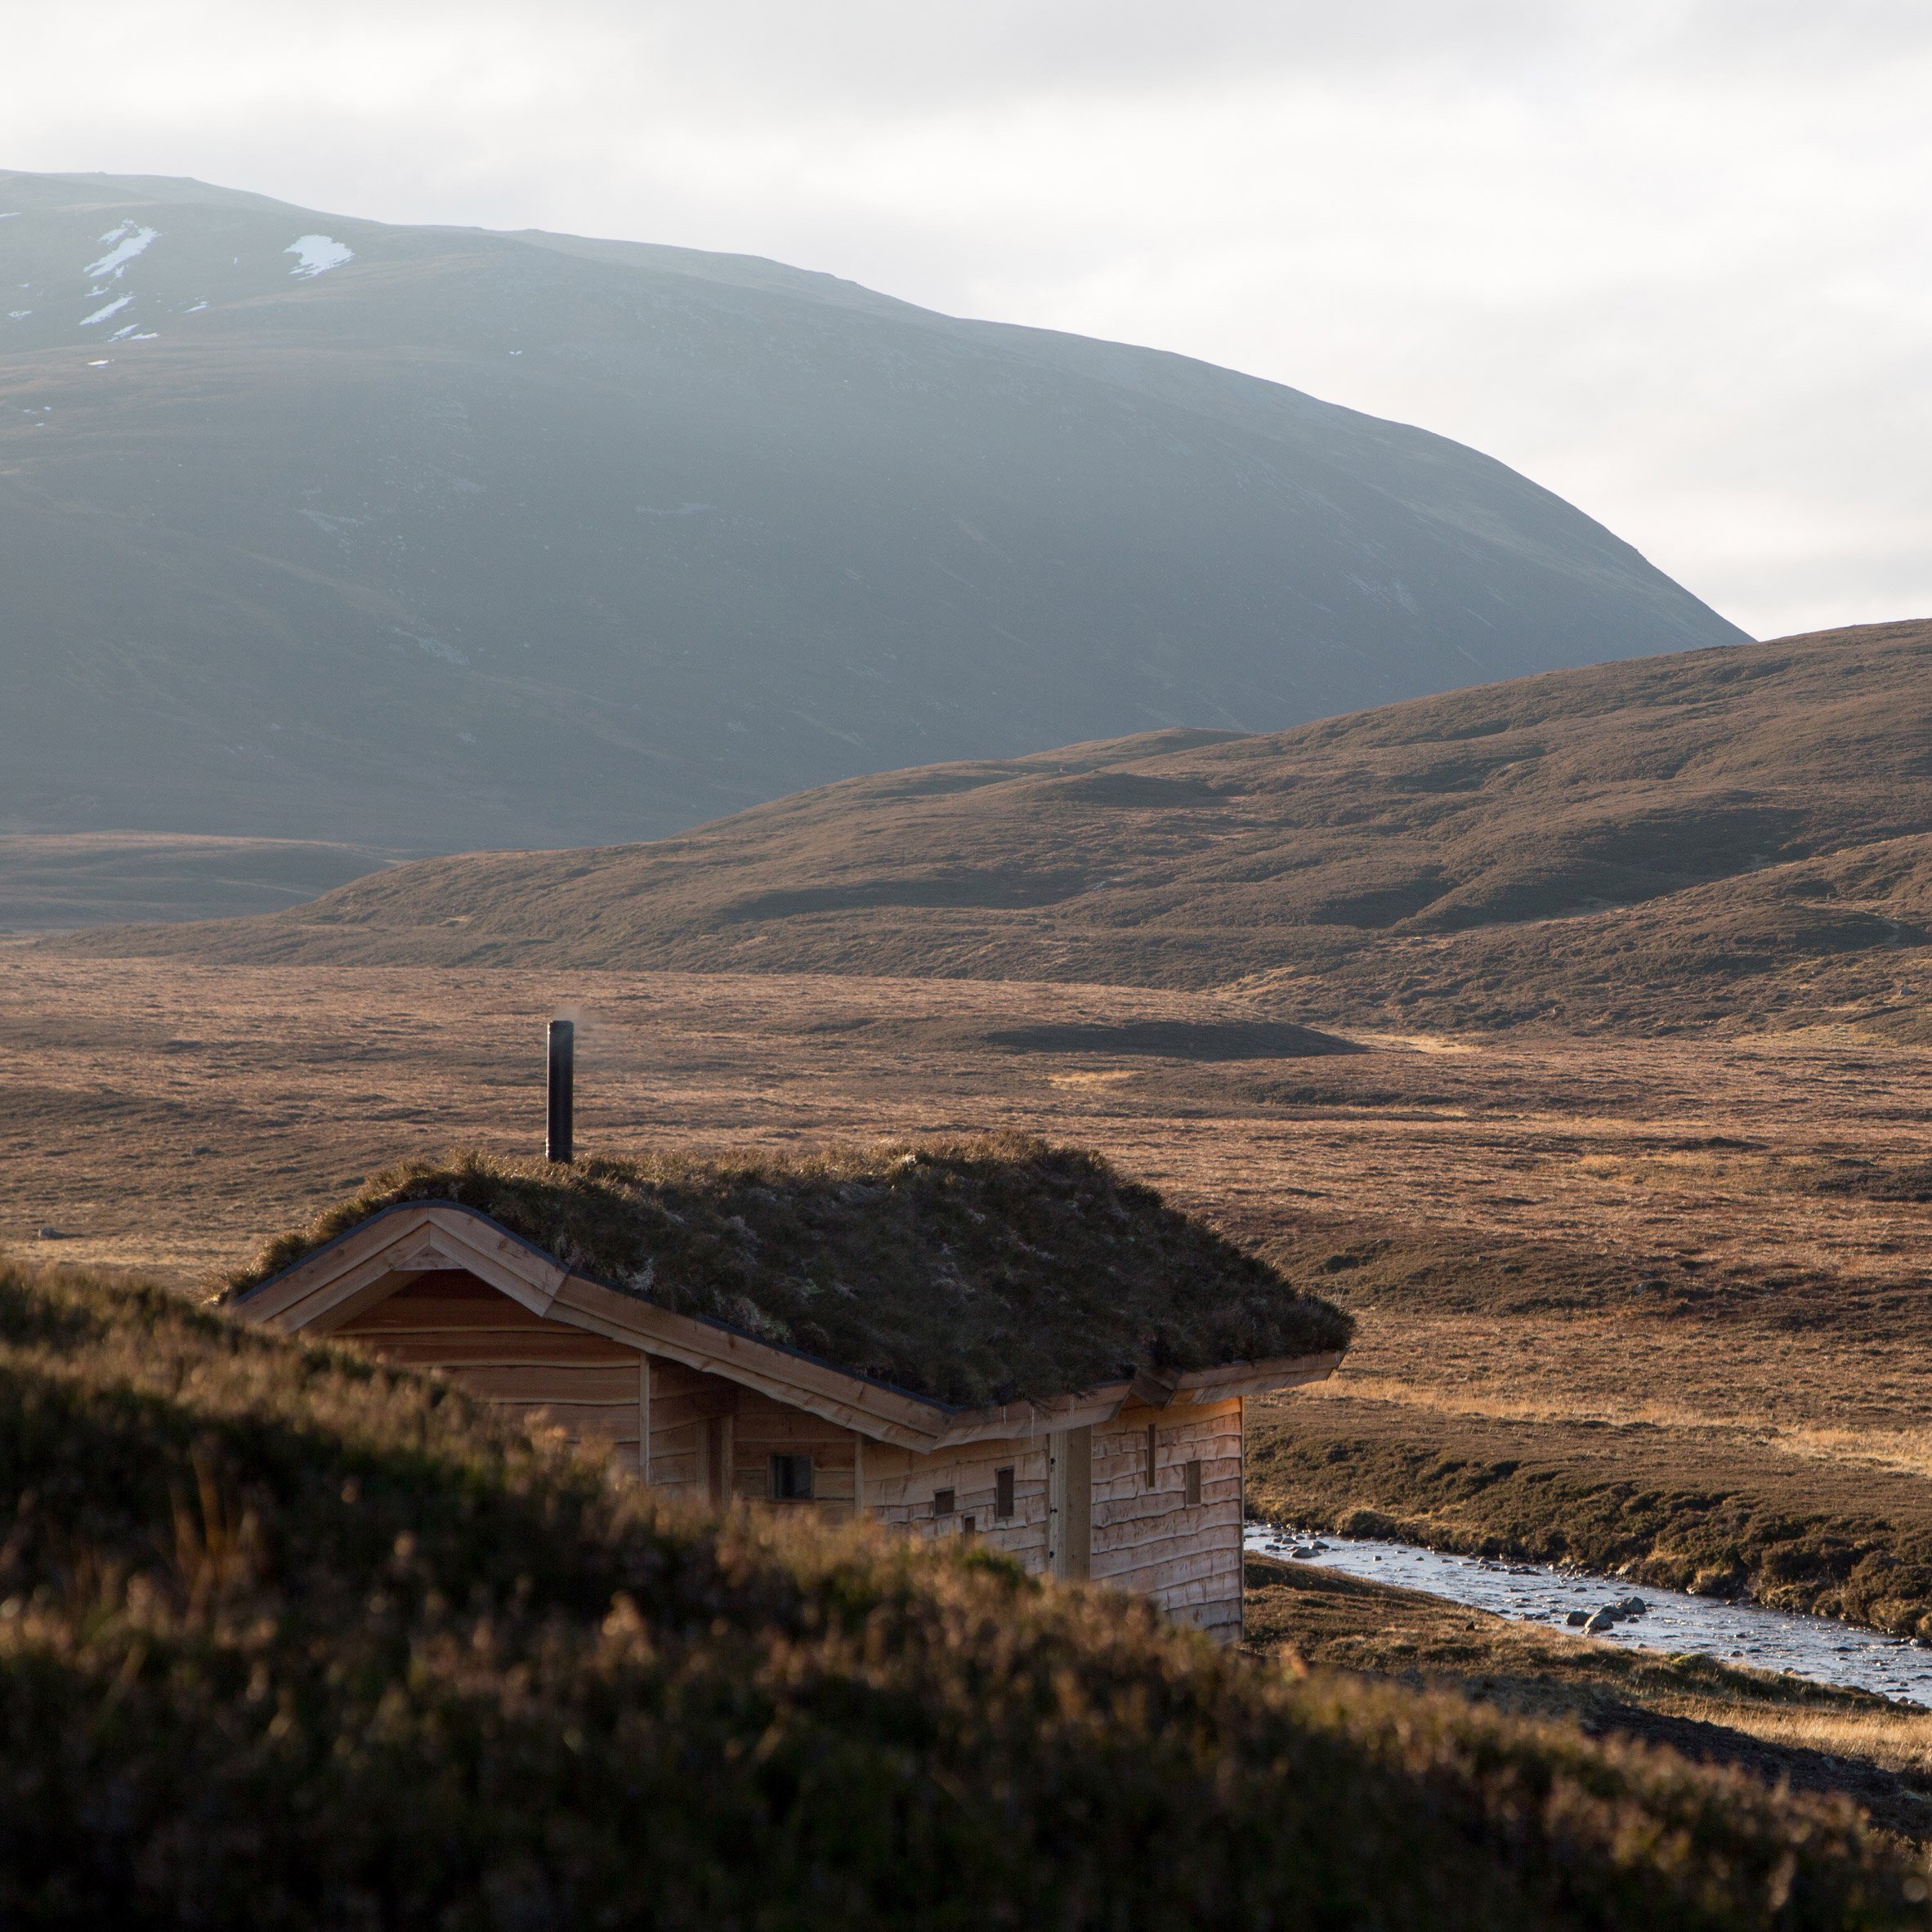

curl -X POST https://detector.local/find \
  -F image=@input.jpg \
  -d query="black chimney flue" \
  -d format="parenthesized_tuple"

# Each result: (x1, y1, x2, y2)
(547, 1019, 575, 1164)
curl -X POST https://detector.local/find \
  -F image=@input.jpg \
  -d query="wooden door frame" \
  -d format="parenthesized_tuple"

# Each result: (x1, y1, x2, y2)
(1046, 1425, 1092, 1581)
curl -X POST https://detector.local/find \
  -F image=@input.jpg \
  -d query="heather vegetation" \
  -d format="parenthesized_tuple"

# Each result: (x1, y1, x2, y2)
(9, 852, 1932, 1916)
(0, 1254, 1925, 1929)
(226, 1137, 1353, 1407)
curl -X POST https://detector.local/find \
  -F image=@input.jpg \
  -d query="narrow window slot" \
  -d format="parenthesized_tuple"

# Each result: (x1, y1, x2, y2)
(769, 1452, 814, 1501)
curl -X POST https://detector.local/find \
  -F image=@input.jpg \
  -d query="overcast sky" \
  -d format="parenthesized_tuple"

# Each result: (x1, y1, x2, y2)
(7, 0, 1927, 639)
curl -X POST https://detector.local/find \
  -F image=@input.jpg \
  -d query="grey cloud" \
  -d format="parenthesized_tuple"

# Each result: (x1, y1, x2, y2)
(592, 1, 1932, 106)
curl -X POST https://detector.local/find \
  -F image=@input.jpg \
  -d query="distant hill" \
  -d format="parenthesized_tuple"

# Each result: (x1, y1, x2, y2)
(85, 620, 1932, 1037)
(0, 832, 393, 932)
(0, 168, 1741, 865)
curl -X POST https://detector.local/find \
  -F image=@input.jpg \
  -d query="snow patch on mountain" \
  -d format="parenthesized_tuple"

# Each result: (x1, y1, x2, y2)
(286, 235, 353, 279)
(86, 223, 159, 280)
(80, 296, 133, 327)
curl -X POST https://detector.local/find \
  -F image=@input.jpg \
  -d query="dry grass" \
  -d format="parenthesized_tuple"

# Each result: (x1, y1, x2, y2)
(5, 949, 1927, 1286)
(1693, 1708, 1932, 1785)
(5, 942, 1932, 1618)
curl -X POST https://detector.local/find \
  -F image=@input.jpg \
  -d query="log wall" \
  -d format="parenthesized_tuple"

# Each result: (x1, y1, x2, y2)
(1091, 1398, 1245, 1642)
(645, 1356, 734, 1501)
(731, 1386, 860, 1521)
(331, 1270, 1247, 1640)
(865, 1438, 1051, 1572)
(643, 1360, 867, 1520)
(333, 1269, 643, 1474)
(863, 1401, 1246, 1642)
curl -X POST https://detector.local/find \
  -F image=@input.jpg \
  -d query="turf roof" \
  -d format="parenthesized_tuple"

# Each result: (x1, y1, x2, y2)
(230, 1134, 1352, 1408)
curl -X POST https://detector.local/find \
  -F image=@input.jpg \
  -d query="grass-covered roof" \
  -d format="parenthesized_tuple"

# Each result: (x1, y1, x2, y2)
(229, 1133, 1352, 1407)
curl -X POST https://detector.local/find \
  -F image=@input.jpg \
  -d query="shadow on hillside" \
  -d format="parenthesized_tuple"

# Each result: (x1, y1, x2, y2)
(984, 1020, 1363, 1060)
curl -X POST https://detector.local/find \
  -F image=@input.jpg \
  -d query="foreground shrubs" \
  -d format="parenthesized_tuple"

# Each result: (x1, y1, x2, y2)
(0, 1259, 1922, 1929)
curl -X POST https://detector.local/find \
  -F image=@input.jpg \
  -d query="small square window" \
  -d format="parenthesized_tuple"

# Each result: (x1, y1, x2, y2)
(770, 1452, 814, 1501)
(1183, 1460, 1202, 1507)
(961, 1514, 977, 1538)
(994, 1466, 1015, 1519)
(933, 1487, 956, 1516)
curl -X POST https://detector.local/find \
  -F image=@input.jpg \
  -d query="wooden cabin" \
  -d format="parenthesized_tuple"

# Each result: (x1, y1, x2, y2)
(228, 1143, 1348, 1644)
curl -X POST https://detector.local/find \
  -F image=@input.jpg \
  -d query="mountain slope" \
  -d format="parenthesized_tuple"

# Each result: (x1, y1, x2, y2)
(0, 832, 394, 931)
(0, 168, 1741, 856)
(85, 620, 1932, 1036)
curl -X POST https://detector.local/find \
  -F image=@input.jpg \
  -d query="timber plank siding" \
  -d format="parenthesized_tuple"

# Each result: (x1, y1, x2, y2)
(868, 1437, 1053, 1573)
(731, 1387, 860, 1518)
(334, 1269, 642, 1474)
(334, 1271, 1250, 1639)
(1090, 1401, 1246, 1641)
(646, 1357, 736, 1497)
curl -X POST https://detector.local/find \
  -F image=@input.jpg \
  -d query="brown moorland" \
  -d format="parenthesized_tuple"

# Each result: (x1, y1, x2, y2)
(5, 950, 1930, 1639)
(69, 619, 1932, 1038)
(0, 831, 399, 932)
(16, 619, 1932, 1845)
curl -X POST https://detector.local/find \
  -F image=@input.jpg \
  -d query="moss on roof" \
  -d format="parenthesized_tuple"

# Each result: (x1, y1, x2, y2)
(228, 1134, 1352, 1407)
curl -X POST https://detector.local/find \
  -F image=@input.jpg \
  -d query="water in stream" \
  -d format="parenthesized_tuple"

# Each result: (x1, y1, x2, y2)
(1246, 1527, 1932, 1707)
